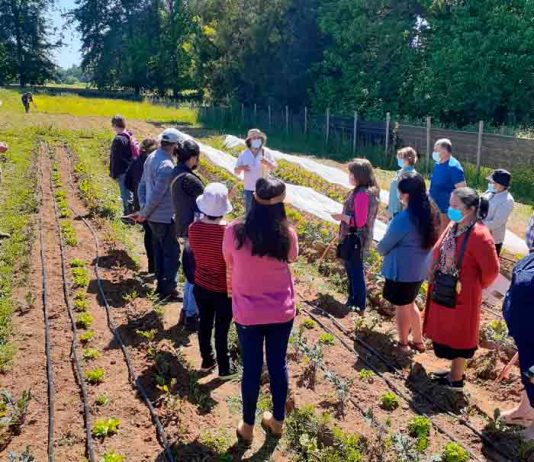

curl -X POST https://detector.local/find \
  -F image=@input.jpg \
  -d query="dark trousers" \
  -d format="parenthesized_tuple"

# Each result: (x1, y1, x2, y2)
(142, 222, 155, 273)
(148, 221, 179, 296)
(236, 320, 293, 425)
(515, 339, 534, 407)
(495, 243, 503, 256)
(345, 257, 366, 310)
(193, 286, 233, 375)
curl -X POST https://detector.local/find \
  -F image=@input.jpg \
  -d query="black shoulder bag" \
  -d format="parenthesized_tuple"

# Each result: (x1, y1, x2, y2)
(430, 225, 474, 309)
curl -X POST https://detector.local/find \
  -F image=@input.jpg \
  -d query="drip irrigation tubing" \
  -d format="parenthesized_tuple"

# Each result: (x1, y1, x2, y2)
(38, 148, 55, 462)
(63, 145, 176, 462)
(299, 298, 514, 462)
(45, 143, 96, 462)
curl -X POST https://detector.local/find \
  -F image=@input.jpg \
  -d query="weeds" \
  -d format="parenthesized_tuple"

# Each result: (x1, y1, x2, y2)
(76, 312, 93, 329)
(84, 368, 105, 384)
(92, 417, 120, 438)
(380, 392, 400, 411)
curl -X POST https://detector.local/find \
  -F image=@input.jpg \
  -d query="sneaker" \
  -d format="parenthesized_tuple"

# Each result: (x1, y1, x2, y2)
(431, 373, 465, 391)
(200, 359, 216, 374)
(184, 315, 198, 333)
(158, 289, 183, 302)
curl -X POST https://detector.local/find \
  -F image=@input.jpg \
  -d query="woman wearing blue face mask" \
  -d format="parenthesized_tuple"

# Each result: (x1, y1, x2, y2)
(483, 169, 514, 256)
(429, 139, 467, 234)
(387, 147, 417, 220)
(423, 187, 500, 392)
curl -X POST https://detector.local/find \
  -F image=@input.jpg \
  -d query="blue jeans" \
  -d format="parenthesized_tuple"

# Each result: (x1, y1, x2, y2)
(236, 320, 293, 425)
(116, 173, 133, 215)
(244, 190, 254, 215)
(148, 221, 179, 296)
(345, 258, 366, 311)
(183, 281, 198, 317)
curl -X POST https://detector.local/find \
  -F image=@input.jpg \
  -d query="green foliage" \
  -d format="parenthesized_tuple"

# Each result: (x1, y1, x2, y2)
(76, 312, 93, 329)
(82, 348, 100, 360)
(407, 416, 431, 453)
(0, 390, 31, 449)
(60, 221, 78, 246)
(380, 392, 400, 411)
(319, 333, 335, 346)
(91, 417, 120, 438)
(99, 452, 125, 462)
(358, 369, 374, 383)
(95, 394, 109, 406)
(84, 367, 105, 385)
(70, 258, 86, 268)
(72, 267, 90, 288)
(74, 298, 89, 312)
(7, 446, 35, 462)
(301, 318, 316, 330)
(79, 330, 94, 344)
(136, 329, 157, 342)
(441, 442, 469, 462)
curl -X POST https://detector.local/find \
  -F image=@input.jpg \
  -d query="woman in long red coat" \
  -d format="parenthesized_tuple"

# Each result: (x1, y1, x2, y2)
(424, 187, 500, 391)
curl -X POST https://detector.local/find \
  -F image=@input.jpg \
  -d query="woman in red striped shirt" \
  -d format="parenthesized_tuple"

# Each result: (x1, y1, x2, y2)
(188, 183, 234, 378)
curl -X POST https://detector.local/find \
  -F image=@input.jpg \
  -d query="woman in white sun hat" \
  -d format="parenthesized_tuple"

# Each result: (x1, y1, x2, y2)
(234, 128, 277, 215)
(188, 182, 235, 378)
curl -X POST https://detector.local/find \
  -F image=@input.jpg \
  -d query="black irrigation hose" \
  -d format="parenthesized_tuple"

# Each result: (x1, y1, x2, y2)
(45, 144, 97, 462)
(300, 301, 514, 462)
(63, 146, 176, 462)
(38, 152, 55, 462)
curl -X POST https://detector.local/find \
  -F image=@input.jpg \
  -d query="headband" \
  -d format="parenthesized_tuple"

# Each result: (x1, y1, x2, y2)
(253, 191, 286, 206)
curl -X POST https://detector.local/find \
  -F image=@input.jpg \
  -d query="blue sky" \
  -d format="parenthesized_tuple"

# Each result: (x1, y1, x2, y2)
(51, 0, 82, 68)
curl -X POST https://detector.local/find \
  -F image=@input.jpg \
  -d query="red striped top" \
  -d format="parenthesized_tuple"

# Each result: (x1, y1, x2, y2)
(188, 221, 227, 293)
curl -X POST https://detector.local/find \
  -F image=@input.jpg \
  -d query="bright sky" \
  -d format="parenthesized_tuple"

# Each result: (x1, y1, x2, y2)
(51, 0, 82, 69)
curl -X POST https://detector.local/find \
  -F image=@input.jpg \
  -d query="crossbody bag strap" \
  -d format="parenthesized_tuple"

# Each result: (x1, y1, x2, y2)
(456, 224, 475, 274)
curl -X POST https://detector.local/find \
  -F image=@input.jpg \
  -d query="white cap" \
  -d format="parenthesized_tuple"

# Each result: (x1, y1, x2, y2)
(160, 128, 181, 144)
(196, 183, 233, 217)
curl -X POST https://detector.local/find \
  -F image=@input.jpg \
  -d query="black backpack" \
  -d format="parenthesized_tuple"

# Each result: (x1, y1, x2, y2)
(503, 252, 534, 342)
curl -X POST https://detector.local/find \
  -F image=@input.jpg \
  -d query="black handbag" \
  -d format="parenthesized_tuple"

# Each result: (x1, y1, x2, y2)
(431, 225, 474, 309)
(336, 227, 362, 262)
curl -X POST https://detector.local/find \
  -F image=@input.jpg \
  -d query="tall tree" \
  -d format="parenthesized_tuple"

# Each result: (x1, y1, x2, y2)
(0, 0, 58, 86)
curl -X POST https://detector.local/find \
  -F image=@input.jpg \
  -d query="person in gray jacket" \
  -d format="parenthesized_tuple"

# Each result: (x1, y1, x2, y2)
(484, 169, 514, 256)
(131, 128, 180, 301)
(378, 173, 439, 353)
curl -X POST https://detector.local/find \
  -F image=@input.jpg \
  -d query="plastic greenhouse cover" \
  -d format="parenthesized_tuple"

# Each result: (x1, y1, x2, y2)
(178, 130, 507, 296)
(224, 135, 528, 257)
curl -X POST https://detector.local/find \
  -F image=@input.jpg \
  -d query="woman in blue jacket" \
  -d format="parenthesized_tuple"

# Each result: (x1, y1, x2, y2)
(378, 173, 439, 353)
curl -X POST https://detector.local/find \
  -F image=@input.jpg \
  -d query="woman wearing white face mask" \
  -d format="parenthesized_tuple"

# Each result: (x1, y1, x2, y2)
(423, 187, 499, 392)
(235, 129, 277, 214)
(483, 169, 514, 256)
(387, 147, 417, 220)
(429, 139, 466, 234)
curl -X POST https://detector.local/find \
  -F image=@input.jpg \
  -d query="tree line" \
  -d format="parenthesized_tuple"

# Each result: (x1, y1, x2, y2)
(1, 0, 534, 127)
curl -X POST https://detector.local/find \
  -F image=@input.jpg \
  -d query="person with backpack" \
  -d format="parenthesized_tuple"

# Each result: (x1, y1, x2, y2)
(109, 115, 139, 215)
(332, 158, 380, 313)
(125, 138, 158, 274)
(223, 178, 298, 444)
(378, 173, 439, 353)
(189, 183, 234, 378)
(171, 139, 204, 330)
(501, 253, 534, 439)
(423, 188, 500, 391)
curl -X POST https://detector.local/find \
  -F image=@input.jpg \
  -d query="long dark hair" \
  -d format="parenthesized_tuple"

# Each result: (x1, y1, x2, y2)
(348, 158, 380, 197)
(398, 173, 438, 249)
(453, 187, 489, 220)
(235, 178, 291, 261)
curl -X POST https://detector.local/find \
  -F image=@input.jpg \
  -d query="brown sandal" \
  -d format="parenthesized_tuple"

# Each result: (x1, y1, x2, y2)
(261, 412, 283, 439)
(236, 421, 254, 447)
(409, 341, 426, 353)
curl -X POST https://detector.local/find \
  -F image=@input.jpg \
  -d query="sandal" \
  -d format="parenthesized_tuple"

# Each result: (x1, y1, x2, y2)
(236, 421, 254, 447)
(409, 341, 426, 353)
(261, 411, 283, 439)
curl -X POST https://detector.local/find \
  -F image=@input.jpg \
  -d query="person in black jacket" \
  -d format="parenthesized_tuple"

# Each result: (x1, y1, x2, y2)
(171, 139, 203, 328)
(125, 138, 158, 273)
(110, 115, 134, 214)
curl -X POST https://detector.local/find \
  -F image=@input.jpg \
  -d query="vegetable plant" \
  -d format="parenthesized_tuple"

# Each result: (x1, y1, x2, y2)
(79, 330, 94, 344)
(301, 318, 316, 330)
(358, 369, 374, 383)
(70, 258, 85, 268)
(82, 348, 100, 361)
(92, 417, 120, 438)
(318, 333, 335, 346)
(74, 298, 89, 312)
(95, 394, 109, 406)
(60, 222, 78, 246)
(441, 442, 469, 462)
(72, 267, 90, 288)
(380, 392, 400, 411)
(84, 368, 105, 385)
(76, 312, 93, 329)
(408, 416, 431, 452)
(99, 452, 125, 462)
(324, 370, 351, 416)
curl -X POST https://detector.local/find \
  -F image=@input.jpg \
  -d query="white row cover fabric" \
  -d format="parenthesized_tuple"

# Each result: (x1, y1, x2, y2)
(224, 134, 527, 257)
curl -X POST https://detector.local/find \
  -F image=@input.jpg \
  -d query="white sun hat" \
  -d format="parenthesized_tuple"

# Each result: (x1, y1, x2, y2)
(160, 128, 181, 143)
(196, 183, 233, 217)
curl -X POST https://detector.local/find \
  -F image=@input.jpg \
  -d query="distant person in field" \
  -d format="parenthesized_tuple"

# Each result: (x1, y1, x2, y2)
(429, 139, 466, 234)
(189, 183, 234, 378)
(21, 92, 35, 113)
(125, 138, 158, 275)
(0, 142, 9, 239)
(171, 139, 204, 331)
(109, 115, 136, 215)
(223, 178, 298, 444)
(483, 169, 514, 256)
(387, 147, 418, 219)
(234, 129, 277, 215)
(424, 188, 499, 392)
(133, 128, 181, 301)
(379, 173, 438, 353)
(332, 158, 380, 313)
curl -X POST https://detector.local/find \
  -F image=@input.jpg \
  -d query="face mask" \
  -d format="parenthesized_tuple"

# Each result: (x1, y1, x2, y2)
(397, 158, 405, 169)
(447, 206, 464, 223)
(191, 163, 198, 171)
(432, 151, 441, 163)
(251, 139, 262, 149)
(487, 183, 496, 193)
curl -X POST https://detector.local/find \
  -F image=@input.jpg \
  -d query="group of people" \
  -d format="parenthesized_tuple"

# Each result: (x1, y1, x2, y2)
(108, 115, 533, 443)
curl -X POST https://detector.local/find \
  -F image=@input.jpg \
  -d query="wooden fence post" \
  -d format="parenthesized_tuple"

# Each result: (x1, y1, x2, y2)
(254, 103, 257, 124)
(304, 106, 308, 135)
(268, 105, 272, 130)
(426, 116, 432, 171)
(352, 111, 358, 155)
(385, 112, 391, 155)
(285, 105, 289, 135)
(325, 108, 330, 145)
(476, 120, 484, 175)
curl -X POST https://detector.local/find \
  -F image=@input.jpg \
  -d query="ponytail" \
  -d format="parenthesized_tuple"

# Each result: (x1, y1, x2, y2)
(478, 197, 489, 220)
(453, 187, 487, 221)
